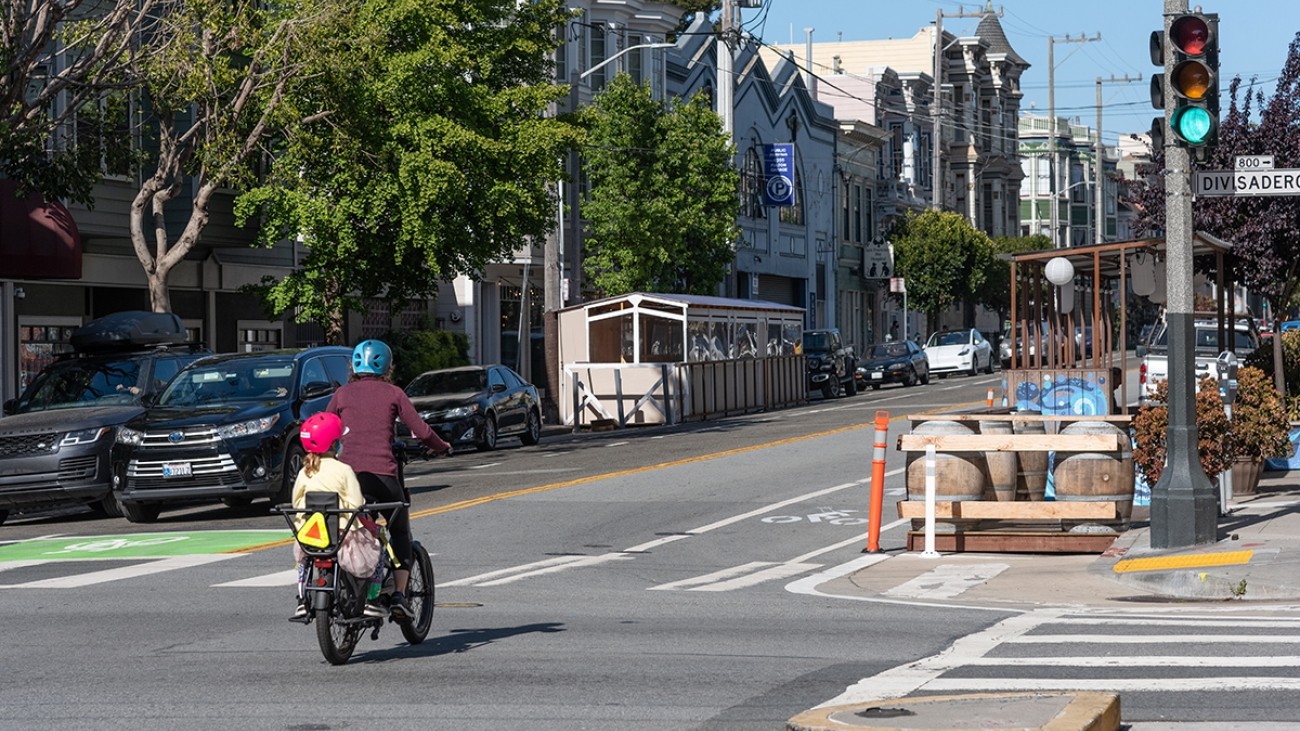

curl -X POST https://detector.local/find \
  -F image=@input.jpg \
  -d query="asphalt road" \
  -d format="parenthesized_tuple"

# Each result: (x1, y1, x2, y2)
(5, 368, 1300, 729)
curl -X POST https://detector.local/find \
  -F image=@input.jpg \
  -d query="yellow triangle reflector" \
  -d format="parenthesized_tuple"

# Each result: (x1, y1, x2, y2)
(296, 512, 331, 548)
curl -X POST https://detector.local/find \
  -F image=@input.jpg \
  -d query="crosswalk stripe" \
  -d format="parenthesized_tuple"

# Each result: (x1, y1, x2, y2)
(0, 554, 238, 589)
(964, 655, 1300, 667)
(883, 563, 1010, 599)
(1009, 633, 1300, 643)
(687, 562, 820, 592)
(925, 677, 1300, 692)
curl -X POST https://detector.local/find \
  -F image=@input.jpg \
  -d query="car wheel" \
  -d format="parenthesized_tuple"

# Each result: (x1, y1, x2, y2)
(121, 501, 161, 523)
(985, 355, 995, 374)
(871, 383, 881, 391)
(904, 369, 917, 387)
(94, 494, 125, 518)
(477, 414, 498, 451)
(843, 376, 857, 397)
(820, 382, 835, 399)
(520, 409, 542, 446)
(279, 444, 305, 505)
(969, 361, 979, 377)
(921, 369, 930, 385)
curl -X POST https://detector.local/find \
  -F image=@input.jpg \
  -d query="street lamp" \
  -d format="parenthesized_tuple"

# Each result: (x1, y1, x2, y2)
(1052, 179, 1092, 247)
(579, 41, 677, 81)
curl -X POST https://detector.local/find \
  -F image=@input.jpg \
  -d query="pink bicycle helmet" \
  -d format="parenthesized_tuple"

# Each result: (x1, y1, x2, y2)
(300, 412, 345, 454)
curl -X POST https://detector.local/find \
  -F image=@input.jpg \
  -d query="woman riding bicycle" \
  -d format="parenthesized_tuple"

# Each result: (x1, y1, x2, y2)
(326, 339, 450, 620)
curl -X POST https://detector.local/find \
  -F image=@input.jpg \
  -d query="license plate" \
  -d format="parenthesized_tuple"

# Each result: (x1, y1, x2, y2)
(871, 372, 883, 379)
(162, 462, 192, 478)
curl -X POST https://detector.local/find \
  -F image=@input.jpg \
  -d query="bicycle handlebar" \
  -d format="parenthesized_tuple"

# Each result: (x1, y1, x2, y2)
(273, 500, 407, 515)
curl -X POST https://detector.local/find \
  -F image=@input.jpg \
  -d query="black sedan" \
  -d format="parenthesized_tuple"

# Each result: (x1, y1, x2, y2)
(855, 340, 930, 389)
(403, 365, 542, 451)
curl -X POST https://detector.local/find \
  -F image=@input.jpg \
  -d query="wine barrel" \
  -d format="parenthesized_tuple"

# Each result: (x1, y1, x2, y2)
(1013, 417, 1048, 501)
(1052, 420, 1134, 524)
(979, 419, 1018, 502)
(905, 420, 988, 502)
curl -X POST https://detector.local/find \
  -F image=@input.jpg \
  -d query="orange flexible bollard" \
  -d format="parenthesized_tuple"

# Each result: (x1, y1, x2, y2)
(986, 388, 994, 408)
(864, 410, 889, 553)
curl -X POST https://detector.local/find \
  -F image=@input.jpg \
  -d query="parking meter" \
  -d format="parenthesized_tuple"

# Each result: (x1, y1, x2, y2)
(1216, 350, 1239, 410)
(1217, 350, 1240, 513)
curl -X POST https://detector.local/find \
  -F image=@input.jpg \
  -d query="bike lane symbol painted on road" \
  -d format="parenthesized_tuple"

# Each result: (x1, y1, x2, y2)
(0, 530, 285, 562)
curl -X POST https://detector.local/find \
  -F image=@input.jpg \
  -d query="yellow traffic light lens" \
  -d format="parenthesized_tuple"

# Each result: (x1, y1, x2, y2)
(1173, 61, 1211, 99)
(1173, 107, 1213, 145)
(1171, 16, 1210, 55)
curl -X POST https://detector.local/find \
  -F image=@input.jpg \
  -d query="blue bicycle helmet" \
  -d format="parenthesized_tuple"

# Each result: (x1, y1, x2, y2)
(351, 339, 392, 376)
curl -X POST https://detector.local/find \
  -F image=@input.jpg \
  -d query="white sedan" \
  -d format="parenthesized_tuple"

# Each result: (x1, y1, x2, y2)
(924, 328, 994, 378)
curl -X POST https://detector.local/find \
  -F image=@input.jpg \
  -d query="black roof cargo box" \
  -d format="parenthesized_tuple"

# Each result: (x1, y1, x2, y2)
(70, 311, 189, 352)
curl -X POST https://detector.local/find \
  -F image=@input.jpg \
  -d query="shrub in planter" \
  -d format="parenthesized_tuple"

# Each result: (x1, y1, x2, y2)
(1132, 375, 1231, 485)
(1244, 330, 1300, 418)
(1228, 365, 1292, 462)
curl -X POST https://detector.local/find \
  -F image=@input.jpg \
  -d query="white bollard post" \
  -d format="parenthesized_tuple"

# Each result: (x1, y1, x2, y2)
(921, 444, 940, 558)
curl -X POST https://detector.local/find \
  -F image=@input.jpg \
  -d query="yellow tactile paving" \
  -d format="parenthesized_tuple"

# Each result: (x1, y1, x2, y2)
(1113, 550, 1254, 574)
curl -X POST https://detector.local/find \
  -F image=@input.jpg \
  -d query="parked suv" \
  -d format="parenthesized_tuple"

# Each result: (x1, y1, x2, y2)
(803, 328, 857, 398)
(0, 311, 206, 525)
(110, 346, 351, 522)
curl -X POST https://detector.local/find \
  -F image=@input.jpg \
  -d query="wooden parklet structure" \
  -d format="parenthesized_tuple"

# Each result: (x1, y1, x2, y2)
(896, 233, 1240, 553)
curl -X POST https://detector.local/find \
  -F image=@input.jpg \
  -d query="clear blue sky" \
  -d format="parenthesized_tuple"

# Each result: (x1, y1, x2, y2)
(746, 0, 1298, 146)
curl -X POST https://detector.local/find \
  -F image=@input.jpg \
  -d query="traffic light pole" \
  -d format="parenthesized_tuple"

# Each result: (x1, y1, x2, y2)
(1150, 0, 1219, 548)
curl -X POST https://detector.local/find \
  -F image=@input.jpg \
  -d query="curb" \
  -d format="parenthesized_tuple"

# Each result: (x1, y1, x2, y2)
(786, 692, 1121, 731)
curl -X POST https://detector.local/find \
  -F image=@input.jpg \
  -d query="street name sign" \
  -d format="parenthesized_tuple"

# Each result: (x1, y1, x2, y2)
(1194, 168, 1300, 197)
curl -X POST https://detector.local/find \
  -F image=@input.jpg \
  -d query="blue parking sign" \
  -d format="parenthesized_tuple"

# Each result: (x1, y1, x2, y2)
(763, 143, 794, 206)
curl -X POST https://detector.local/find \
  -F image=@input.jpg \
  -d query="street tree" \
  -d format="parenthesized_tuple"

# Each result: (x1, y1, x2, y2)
(129, 0, 345, 313)
(1, 0, 154, 204)
(1126, 33, 1300, 391)
(974, 234, 1053, 330)
(236, 0, 578, 342)
(890, 209, 995, 332)
(579, 74, 739, 296)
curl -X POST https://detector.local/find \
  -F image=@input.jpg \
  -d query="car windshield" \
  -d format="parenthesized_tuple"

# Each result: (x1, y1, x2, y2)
(159, 359, 295, 406)
(1154, 327, 1256, 351)
(929, 331, 968, 347)
(13, 356, 146, 413)
(406, 370, 486, 396)
(871, 343, 908, 358)
(802, 332, 831, 351)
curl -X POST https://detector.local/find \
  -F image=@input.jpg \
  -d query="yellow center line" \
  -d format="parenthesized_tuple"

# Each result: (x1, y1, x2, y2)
(226, 420, 878, 554)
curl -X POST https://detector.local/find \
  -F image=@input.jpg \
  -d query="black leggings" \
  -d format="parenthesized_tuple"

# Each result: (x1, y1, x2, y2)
(356, 472, 412, 569)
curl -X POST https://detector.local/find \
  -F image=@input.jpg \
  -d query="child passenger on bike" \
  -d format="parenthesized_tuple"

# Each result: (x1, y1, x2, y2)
(289, 412, 385, 622)
(326, 339, 450, 621)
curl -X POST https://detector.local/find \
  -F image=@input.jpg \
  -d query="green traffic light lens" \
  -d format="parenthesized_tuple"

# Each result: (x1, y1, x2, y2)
(1173, 107, 1213, 144)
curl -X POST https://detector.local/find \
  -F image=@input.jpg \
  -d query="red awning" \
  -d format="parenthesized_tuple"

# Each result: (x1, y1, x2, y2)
(0, 179, 82, 279)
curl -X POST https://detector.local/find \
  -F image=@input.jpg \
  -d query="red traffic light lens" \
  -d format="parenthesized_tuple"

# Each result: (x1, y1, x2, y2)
(1170, 15, 1210, 55)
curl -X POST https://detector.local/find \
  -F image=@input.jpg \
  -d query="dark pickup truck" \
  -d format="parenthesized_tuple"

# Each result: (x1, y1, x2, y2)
(803, 328, 857, 399)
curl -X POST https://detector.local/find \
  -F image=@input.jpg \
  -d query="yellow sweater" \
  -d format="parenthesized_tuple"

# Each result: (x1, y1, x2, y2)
(291, 457, 365, 530)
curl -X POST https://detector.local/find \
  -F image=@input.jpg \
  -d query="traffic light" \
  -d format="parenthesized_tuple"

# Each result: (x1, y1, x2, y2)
(1148, 30, 1167, 150)
(1167, 12, 1219, 149)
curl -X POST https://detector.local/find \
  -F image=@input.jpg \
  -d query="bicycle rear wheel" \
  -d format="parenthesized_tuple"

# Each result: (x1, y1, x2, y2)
(399, 541, 434, 644)
(316, 576, 361, 665)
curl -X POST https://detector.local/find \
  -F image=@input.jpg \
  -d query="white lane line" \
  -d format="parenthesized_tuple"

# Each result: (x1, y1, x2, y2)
(685, 475, 883, 535)
(473, 552, 634, 587)
(605, 441, 629, 448)
(1009, 634, 1300, 644)
(788, 532, 872, 564)
(816, 608, 1064, 707)
(649, 562, 776, 591)
(688, 562, 821, 592)
(469, 462, 501, 470)
(964, 655, 1300, 667)
(925, 677, 1300, 692)
(215, 568, 298, 588)
(883, 563, 1010, 600)
(624, 534, 690, 553)
(0, 560, 54, 574)
(441, 555, 589, 587)
(1, 554, 238, 589)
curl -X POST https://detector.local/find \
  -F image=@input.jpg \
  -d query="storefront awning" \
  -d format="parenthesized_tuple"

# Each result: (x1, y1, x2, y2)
(0, 179, 82, 279)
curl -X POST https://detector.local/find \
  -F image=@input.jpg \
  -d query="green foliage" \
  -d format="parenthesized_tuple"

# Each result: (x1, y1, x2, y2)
(1229, 366, 1293, 461)
(237, 0, 579, 336)
(1132, 376, 1232, 484)
(383, 328, 471, 388)
(889, 210, 995, 329)
(976, 234, 1053, 318)
(1244, 331, 1300, 415)
(578, 74, 740, 296)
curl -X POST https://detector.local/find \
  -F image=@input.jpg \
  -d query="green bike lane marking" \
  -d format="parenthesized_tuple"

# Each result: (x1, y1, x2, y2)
(0, 530, 285, 562)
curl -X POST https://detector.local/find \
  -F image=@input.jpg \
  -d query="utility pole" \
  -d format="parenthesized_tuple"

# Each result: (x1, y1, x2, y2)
(1047, 32, 1100, 246)
(1094, 74, 1141, 245)
(931, 6, 986, 212)
(718, 0, 735, 146)
(1150, 0, 1217, 548)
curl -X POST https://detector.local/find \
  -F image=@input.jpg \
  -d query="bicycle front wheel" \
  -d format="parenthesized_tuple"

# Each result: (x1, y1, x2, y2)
(399, 541, 435, 645)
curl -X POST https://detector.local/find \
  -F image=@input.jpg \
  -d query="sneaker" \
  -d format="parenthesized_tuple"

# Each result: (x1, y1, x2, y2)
(388, 591, 413, 621)
(363, 601, 388, 619)
(289, 600, 309, 623)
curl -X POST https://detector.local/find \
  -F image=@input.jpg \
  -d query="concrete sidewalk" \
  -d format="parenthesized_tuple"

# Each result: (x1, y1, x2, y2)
(788, 470, 1300, 730)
